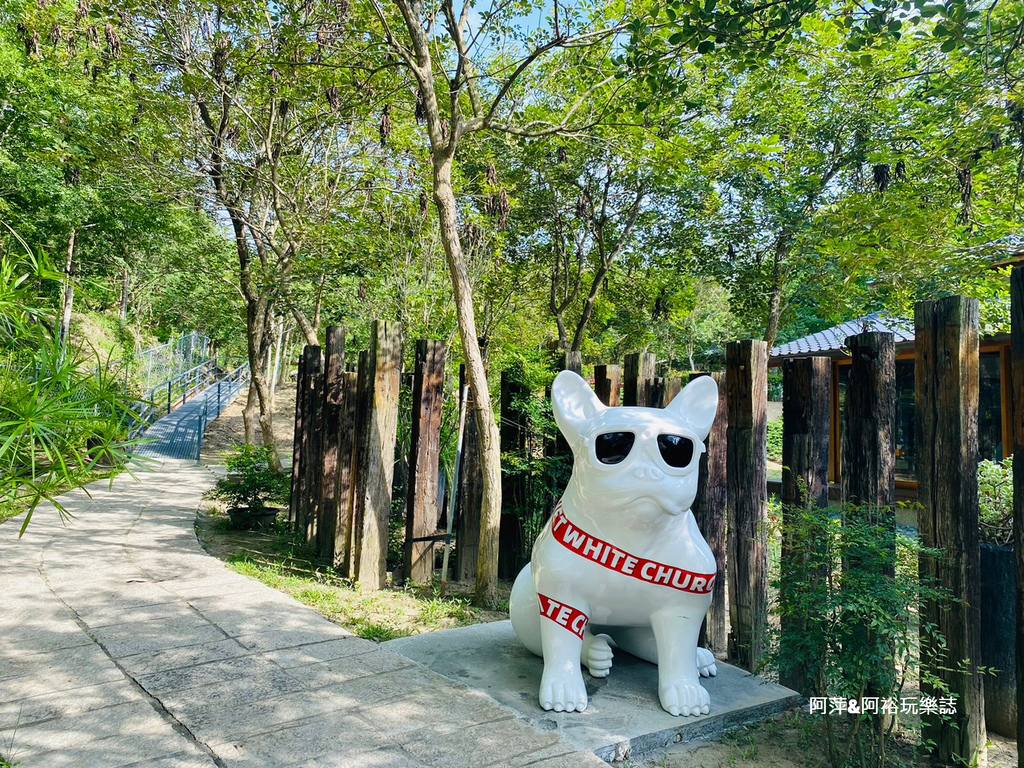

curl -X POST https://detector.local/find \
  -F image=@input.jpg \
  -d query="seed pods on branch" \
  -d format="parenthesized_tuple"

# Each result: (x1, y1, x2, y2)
(380, 104, 392, 147)
(872, 164, 890, 193)
(575, 189, 592, 220)
(105, 22, 120, 58)
(419, 192, 429, 216)
(496, 190, 510, 230)
(325, 85, 339, 111)
(76, 0, 89, 20)
(415, 89, 427, 125)
(87, 24, 98, 49)
(894, 159, 907, 182)
(50, 24, 62, 47)
(66, 31, 76, 54)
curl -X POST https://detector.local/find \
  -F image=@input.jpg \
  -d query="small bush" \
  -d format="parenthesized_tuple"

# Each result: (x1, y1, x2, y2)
(767, 420, 784, 463)
(978, 457, 1013, 546)
(768, 500, 954, 767)
(206, 444, 289, 512)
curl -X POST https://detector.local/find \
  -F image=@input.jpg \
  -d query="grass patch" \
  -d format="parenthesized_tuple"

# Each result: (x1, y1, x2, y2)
(196, 506, 508, 641)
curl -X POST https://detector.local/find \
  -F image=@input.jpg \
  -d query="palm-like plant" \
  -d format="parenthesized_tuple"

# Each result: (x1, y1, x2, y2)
(0, 245, 141, 534)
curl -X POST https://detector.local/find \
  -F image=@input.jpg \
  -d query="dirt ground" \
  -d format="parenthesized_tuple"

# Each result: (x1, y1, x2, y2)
(641, 712, 1018, 768)
(201, 382, 297, 465)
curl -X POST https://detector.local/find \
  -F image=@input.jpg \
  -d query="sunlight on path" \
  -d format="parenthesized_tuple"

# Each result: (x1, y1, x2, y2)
(0, 462, 603, 767)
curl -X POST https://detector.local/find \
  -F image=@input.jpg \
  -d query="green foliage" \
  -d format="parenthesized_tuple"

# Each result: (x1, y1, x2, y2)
(768, 502, 953, 767)
(207, 445, 289, 512)
(766, 420, 784, 463)
(978, 457, 1013, 547)
(0, 251, 140, 533)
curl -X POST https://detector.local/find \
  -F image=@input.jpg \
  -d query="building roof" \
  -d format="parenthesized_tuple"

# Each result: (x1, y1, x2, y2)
(770, 313, 915, 361)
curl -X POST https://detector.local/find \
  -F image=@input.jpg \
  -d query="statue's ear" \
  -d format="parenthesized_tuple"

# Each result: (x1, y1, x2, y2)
(551, 370, 604, 443)
(666, 375, 719, 439)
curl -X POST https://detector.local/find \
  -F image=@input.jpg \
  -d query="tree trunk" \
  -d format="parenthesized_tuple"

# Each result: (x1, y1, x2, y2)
(119, 267, 130, 321)
(763, 236, 788, 350)
(432, 155, 502, 605)
(58, 229, 76, 352)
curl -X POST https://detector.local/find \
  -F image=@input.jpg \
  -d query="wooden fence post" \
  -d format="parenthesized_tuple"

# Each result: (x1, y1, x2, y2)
(594, 364, 621, 406)
(691, 372, 728, 657)
(1012, 266, 1024, 760)
(563, 350, 582, 376)
(916, 296, 986, 765)
(651, 377, 666, 408)
(318, 327, 346, 560)
(354, 321, 403, 591)
(665, 377, 682, 405)
(289, 353, 308, 527)
(623, 352, 655, 406)
(334, 370, 358, 575)
(779, 356, 831, 695)
(456, 364, 484, 582)
(405, 340, 446, 584)
(499, 369, 530, 579)
(296, 346, 323, 545)
(350, 351, 370, 578)
(726, 340, 768, 672)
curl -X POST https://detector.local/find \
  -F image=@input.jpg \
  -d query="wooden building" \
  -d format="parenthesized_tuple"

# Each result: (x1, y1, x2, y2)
(770, 313, 1012, 497)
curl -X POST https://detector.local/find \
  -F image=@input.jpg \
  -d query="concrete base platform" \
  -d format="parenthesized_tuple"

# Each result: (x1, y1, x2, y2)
(387, 621, 803, 763)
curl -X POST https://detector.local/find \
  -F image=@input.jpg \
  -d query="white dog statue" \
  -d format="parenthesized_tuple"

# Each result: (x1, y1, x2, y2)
(510, 370, 720, 716)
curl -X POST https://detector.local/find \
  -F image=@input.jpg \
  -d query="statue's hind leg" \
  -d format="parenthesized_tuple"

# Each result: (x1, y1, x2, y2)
(601, 626, 717, 678)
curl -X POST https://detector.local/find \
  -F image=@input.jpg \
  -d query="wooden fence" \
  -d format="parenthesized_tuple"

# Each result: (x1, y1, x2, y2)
(289, 289, 1021, 766)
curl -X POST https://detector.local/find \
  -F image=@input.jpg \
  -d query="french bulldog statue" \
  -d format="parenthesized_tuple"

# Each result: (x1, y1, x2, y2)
(509, 371, 720, 716)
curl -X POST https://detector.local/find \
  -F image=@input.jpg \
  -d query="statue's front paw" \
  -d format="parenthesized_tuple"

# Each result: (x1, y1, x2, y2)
(659, 677, 710, 717)
(696, 647, 717, 678)
(582, 633, 613, 678)
(540, 667, 588, 713)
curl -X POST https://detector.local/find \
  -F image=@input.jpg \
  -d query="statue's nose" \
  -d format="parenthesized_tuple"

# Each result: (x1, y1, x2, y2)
(633, 465, 664, 481)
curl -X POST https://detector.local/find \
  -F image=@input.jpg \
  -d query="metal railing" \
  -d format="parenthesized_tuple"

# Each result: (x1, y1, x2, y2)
(129, 358, 218, 440)
(193, 363, 250, 460)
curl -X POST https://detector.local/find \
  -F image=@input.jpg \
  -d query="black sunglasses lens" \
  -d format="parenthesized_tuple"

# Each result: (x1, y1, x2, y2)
(595, 432, 635, 465)
(658, 435, 695, 468)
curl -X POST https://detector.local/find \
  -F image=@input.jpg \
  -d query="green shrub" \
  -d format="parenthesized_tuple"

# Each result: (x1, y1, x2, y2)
(978, 457, 1012, 546)
(768, 501, 953, 767)
(767, 419, 784, 463)
(207, 444, 289, 512)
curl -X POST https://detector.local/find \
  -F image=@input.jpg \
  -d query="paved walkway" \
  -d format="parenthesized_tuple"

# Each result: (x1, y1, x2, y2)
(0, 462, 604, 767)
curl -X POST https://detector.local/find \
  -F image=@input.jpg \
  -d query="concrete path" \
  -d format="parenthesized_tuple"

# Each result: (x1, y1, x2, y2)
(0, 462, 604, 767)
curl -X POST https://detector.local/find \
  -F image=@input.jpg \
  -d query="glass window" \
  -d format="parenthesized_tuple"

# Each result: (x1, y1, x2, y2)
(979, 352, 1004, 461)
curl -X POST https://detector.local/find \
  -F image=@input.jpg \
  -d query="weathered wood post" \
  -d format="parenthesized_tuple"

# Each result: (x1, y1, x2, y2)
(456, 362, 486, 582)
(691, 372, 728, 657)
(594, 364, 621, 406)
(353, 321, 402, 591)
(334, 369, 359, 574)
(624, 352, 656, 407)
(665, 377, 682, 405)
(1013, 266, 1024, 762)
(349, 351, 370, 578)
(318, 327, 346, 560)
(289, 353, 308, 527)
(303, 346, 325, 548)
(779, 356, 831, 695)
(726, 340, 768, 672)
(499, 368, 530, 578)
(916, 296, 986, 765)
(295, 346, 323, 545)
(842, 332, 895, 517)
(651, 377, 666, 408)
(405, 340, 446, 584)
